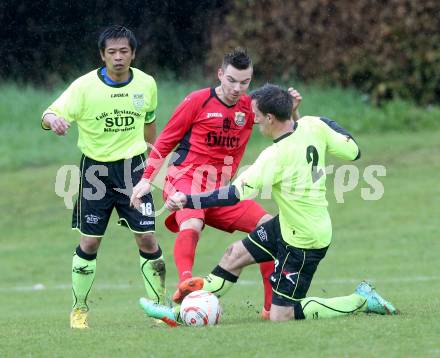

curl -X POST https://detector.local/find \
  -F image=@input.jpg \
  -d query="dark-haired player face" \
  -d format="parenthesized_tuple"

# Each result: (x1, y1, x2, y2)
(251, 99, 271, 137)
(217, 64, 253, 105)
(100, 38, 135, 80)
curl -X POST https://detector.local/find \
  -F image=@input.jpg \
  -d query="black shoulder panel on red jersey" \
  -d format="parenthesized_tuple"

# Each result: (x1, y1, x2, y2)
(201, 88, 216, 109)
(171, 127, 193, 166)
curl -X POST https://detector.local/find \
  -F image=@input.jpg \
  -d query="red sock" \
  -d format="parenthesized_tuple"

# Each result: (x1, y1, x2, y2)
(259, 261, 274, 311)
(174, 229, 200, 283)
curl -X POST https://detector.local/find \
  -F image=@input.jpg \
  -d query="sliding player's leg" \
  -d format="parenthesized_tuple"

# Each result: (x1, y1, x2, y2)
(205, 200, 274, 318)
(268, 239, 397, 320)
(174, 240, 258, 303)
(139, 239, 266, 327)
(173, 215, 279, 304)
(140, 216, 279, 326)
(270, 281, 398, 321)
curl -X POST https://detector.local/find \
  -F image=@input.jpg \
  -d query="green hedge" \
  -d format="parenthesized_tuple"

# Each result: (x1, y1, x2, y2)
(207, 0, 440, 105)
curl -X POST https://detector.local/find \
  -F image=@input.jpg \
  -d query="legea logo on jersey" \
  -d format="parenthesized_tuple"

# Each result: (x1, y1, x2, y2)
(132, 93, 144, 110)
(234, 112, 246, 126)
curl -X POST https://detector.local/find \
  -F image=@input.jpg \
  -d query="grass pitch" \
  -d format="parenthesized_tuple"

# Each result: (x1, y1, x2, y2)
(0, 81, 439, 357)
(1, 130, 439, 357)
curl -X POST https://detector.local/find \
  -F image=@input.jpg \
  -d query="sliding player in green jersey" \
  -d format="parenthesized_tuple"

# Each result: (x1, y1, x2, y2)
(139, 84, 397, 325)
(42, 26, 166, 329)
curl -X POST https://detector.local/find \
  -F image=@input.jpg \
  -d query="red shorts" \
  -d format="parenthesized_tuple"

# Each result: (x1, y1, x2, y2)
(163, 177, 267, 233)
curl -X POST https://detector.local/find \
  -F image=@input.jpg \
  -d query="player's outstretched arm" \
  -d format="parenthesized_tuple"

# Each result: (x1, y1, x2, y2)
(130, 178, 152, 209)
(42, 113, 70, 136)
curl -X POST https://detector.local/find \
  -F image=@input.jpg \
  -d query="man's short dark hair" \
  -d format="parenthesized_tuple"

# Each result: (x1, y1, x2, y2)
(98, 25, 137, 52)
(251, 84, 293, 121)
(222, 47, 252, 70)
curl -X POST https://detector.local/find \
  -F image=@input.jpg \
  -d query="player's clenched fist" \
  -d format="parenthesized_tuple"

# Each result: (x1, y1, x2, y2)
(166, 192, 188, 211)
(43, 114, 70, 136)
(288, 87, 302, 112)
(130, 178, 152, 209)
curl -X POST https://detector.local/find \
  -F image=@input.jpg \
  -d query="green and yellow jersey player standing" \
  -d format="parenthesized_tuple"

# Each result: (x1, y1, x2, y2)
(42, 25, 166, 329)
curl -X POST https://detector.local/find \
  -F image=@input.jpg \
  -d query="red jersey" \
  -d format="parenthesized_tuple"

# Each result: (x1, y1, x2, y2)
(143, 87, 255, 194)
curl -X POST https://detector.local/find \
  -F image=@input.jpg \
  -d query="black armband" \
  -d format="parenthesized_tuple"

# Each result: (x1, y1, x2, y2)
(185, 185, 240, 209)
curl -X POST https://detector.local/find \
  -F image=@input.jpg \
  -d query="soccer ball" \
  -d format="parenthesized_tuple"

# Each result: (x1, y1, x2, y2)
(180, 290, 221, 327)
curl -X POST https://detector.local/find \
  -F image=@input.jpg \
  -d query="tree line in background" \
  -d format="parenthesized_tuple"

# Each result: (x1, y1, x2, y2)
(3, 0, 439, 105)
(2, 0, 224, 84)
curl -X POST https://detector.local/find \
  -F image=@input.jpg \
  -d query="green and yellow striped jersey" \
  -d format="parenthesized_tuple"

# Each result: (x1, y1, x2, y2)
(42, 67, 157, 162)
(233, 116, 360, 249)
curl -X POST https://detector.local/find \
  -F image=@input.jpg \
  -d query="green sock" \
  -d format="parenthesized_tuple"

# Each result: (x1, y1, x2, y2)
(139, 248, 166, 304)
(202, 265, 238, 298)
(173, 305, 182, 323)
(72, 246, 97, 311)
(301, 293, 367, 319)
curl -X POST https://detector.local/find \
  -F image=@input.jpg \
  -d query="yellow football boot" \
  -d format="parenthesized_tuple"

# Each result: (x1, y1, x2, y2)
(70, 308, 89, 329)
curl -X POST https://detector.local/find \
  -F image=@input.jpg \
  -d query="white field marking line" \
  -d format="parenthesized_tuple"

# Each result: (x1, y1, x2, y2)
(1, 275, 438, 292)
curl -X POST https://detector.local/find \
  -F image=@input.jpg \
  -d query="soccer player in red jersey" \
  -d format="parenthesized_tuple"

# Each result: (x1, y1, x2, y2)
(131, 48, 301, 318)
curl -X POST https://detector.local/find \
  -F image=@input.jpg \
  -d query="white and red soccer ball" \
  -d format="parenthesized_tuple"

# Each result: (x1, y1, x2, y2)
(180, 290, 221, 327)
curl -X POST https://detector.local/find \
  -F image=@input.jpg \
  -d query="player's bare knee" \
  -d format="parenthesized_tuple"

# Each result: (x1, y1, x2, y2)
(221, 244, 235, 265)
(224, 244, 234, 258)
(219, 244, 237, 269)
(220, 241, 253, 270)
(80, 236, 101, 254)
(135, 232, 158, 252)
(179, 218, 204, 233)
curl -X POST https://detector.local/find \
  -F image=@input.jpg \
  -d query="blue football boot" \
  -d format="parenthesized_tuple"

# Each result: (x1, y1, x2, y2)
(355, 281, 398, 315)
(139, 297, 181, 327)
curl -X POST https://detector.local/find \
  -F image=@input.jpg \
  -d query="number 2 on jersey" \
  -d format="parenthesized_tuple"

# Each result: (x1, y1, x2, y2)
(306, 145, 324, 183)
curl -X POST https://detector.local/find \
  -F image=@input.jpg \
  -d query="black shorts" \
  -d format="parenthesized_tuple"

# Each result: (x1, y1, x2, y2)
(243, 216, 328, 307)
(72, 154, 155, 236)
